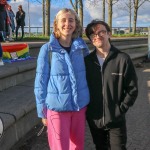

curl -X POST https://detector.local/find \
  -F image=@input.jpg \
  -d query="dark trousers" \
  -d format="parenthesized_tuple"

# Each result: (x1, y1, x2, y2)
(88, 122, 127, 150)
(0, 43, 2, 58)
(16, 25, 24, 40)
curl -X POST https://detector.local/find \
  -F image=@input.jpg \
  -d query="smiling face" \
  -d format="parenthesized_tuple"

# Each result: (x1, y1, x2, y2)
(56, 12, 76, 39)
(53, 8, 81, 39)
(90, 24, 111, 49)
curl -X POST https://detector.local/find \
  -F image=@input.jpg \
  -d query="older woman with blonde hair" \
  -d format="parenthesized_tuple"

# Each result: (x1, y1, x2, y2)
(34, 8, 90, 150)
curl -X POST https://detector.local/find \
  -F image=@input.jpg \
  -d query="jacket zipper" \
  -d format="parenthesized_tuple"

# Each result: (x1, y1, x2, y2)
(101, 67, 105, 127)
(94, 61, 105, 127)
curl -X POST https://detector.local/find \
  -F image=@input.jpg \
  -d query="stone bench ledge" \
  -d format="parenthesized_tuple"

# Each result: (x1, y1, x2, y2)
(0, 59, 36, 79)
(0, 79, 36, 130)
(0, 79, 40, 150)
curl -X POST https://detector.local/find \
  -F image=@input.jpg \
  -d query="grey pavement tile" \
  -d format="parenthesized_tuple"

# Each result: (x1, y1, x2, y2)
(10, 62, 150, 150)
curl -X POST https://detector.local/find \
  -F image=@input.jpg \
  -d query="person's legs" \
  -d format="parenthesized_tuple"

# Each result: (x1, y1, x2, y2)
(15, 25, 20, 40)
(109, 123, 127, 150)
(21, 25, 24, 39)
(87, 121, 108, 150)
(8, 25, 13, 41)
(70, 107, 87, 150)
(47, 109, 71, 150)
(0, 31, 5, 42)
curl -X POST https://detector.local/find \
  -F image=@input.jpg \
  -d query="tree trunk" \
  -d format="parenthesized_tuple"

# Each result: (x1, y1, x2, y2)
(75, 0, 78, 14)
(79, 0, 83, 27)
(42, 0, 45, 36)
(70, 0, 78, 13)
(45, 0, 50, 36)
(129, 0, 131, 33)
(108, 0, 112, 30)
(133, 0, 138, 34)
(102, 0, 105, 21)
(79, 0, 83, 37)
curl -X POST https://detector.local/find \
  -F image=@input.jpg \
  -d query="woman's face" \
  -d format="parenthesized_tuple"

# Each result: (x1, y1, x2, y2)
(18, 7, 21, 11)
(57, 12, 76, 38)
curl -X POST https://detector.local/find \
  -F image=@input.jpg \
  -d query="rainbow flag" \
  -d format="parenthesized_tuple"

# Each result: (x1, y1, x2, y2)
(2, 43, 29, 60)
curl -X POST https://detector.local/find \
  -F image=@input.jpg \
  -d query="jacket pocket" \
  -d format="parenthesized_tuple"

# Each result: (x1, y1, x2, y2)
(115, 104, 122, 118)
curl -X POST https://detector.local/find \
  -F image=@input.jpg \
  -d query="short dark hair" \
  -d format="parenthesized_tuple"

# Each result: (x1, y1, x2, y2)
(85, 19, 111, 40)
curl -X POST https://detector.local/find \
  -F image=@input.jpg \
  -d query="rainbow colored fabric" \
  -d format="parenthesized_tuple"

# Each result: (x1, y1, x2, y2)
(2, 43, 29, 60)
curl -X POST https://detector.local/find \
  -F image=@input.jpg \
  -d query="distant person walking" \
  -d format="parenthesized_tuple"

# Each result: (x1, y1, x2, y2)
(15, 5, 25, 41)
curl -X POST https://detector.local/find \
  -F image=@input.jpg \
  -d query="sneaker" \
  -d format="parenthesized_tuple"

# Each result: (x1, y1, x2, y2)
(9, 38, 14, 42)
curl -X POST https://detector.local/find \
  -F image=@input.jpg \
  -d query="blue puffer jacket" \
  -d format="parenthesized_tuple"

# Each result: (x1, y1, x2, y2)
(34, 34, 90, 118)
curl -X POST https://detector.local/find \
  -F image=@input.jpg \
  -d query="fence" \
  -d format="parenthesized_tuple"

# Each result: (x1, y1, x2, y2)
(22, 26, 149, 37)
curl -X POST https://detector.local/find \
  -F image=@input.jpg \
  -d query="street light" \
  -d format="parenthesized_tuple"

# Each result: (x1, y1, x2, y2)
(148, 27, 150, 59)
(28, 0, 31, 36)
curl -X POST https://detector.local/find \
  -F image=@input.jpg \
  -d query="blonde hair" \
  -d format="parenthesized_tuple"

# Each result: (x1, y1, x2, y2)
(53, 8, 82, 39)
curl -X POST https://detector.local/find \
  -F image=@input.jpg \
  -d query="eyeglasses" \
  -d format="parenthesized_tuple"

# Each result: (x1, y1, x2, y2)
(90, 30, 107, 40)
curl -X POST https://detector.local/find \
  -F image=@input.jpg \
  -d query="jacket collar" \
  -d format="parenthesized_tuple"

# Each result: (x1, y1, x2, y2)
(49, 33, 87, 53)
(91, 45, 119, 62)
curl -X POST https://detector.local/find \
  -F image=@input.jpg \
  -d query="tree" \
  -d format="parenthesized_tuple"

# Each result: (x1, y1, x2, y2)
(70, 0, 83, 27)
(125, 0, 133, 33)
(106, 0, 119, 30)
(70, 0, 83, 36)
(45, 0, 50, 36)
(132, 0, 150, 34)
(70, 0, 78, 13)
(42, 0, 45, 36)
(102, 0, 105, 21)
(78, 0, 83, 28)
(116, 0, 134, 33)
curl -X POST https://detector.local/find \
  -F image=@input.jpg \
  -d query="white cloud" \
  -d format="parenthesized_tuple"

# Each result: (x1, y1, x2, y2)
(8, 0, 150, 28)
(84, 0, 102, 20)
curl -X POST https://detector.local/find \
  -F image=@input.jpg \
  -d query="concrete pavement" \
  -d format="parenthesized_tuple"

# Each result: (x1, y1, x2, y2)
(10, 62, 150, 150)
(0, 38, 149, 149)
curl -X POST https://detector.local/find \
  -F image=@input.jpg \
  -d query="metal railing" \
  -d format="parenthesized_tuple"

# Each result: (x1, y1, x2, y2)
(21, 26, 149, 37)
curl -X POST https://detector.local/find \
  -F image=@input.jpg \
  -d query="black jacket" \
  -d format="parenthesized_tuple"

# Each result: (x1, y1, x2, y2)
(16, 10, 25, 26)
(85, 45, 138, 129)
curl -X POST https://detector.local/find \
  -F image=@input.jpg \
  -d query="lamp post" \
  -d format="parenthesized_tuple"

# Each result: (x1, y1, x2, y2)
(28, 0, 31, 36)
(148, 27, 150, 59)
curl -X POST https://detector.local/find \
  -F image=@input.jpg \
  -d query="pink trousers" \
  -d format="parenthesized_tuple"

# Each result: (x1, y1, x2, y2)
(47, 107, 87, 150)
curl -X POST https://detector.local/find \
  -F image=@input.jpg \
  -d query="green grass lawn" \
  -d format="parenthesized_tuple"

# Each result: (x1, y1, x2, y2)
(22, 34, 147, 42)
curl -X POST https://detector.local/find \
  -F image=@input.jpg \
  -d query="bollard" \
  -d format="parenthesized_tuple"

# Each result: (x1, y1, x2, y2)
(0, 117, 4, 141)
(148, 27, 150, 59)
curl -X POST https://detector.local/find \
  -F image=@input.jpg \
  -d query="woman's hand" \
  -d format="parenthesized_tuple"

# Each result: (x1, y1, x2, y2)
(42, 118, 47, 126)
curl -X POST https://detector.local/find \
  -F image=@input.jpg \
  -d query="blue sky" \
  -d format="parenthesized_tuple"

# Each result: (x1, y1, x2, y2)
(8, 0, 150, 29)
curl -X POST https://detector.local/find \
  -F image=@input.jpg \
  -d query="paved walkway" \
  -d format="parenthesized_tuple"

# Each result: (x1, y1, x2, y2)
(11, 62, 150, 150)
